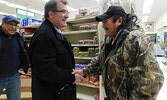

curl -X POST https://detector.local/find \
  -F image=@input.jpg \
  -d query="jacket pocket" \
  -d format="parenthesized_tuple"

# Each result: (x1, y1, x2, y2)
(57, 48, 71, 69)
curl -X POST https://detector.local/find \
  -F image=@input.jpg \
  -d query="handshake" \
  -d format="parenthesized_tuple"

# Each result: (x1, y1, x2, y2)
(72, 69, 84, 84)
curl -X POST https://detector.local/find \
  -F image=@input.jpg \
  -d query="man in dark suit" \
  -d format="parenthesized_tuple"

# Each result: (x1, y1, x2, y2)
(29, 0, 83, 100)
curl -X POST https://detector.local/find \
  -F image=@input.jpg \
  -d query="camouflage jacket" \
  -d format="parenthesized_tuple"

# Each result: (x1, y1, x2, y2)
(83, 26, 164, 100)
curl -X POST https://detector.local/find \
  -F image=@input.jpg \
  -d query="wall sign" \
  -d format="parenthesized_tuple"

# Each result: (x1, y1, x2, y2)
(143, 22, 154, 32)
(16, 8, 35, 20)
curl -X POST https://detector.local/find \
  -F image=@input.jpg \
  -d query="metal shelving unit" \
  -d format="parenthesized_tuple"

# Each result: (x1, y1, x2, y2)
(66, 15, 103, 100)
(67, 16, 96, 24)
(23, 34, 33, 38)
(62, 30, 97, 35)
(18, 24, 40, 29)
(72, 44, 99, 47)
(74, 57, 94, 60)
(76, 83, 99, 89)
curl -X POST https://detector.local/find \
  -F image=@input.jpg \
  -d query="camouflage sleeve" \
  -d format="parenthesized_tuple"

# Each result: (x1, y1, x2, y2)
(83, 41, 106, 76)
(83, 55, 102, 76)
(122, 33, 164, 100)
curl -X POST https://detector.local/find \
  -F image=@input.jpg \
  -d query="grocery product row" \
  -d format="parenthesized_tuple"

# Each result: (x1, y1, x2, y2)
(146, 33, 167, 57)
(73, 47, 99, 57)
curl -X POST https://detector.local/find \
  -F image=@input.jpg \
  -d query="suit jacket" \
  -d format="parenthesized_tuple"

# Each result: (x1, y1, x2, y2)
(29, 19, 76, 100)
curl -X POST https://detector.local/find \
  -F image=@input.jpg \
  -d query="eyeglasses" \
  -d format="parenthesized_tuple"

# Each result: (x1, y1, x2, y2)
(56, 10, 70, 15)
(6, 22, 18, 28)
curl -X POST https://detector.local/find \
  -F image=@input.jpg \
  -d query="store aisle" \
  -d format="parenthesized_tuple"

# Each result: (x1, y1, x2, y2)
(156, 57, 167, 100)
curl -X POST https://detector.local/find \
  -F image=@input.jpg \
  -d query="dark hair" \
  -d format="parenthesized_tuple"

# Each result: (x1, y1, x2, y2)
(44, 0, 68, 19)
(112, 13, 138, 32)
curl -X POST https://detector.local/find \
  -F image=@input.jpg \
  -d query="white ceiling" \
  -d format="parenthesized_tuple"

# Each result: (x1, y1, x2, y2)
(0, 0, 167, 23)
(148, 0, 167, 22)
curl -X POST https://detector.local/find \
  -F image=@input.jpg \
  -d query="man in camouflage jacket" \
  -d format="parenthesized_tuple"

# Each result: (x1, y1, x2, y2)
(73, 6, 164, 100)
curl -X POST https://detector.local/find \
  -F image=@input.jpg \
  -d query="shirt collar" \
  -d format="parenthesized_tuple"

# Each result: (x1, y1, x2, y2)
(54, 26, 61, 34)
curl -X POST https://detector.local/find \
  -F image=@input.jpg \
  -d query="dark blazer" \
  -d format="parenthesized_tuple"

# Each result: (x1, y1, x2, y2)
(29, 19, 76, 100)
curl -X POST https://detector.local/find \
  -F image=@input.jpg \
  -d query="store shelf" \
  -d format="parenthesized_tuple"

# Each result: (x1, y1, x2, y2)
(23, 35, 33, 38)
(62, 30, 97, 35)
(76, 83, 99, 89)
(77, 85, 98, 100)
(145, 32, 157, 35)
(74, 57, 94, 60)
(18, 24, 40, 29)
(67, 16, 96, 24)
(72, 44, 99, 47)
(21, 79, 31, 87)
(66, 12, 102, 100)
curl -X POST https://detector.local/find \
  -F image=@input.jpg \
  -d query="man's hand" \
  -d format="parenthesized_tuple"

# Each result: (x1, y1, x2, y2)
(73, 73, 83, 84)
(72, 70, 83, 76)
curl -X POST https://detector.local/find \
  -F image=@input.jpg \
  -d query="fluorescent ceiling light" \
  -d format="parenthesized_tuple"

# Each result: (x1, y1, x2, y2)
(29, 9, 44, 15)
(96, 0, 100, 3)
(142, 0, 155, 14)
(0, 12, 8, 15)
(141, 16, 149, 22)
(67, 6, 76, 11)
(0, 11, 16, 17)
(42, 0, 50, 2)
(0, 0, 9, 4)
(7, 3, 27, 10)
(9, 14, 17, 17)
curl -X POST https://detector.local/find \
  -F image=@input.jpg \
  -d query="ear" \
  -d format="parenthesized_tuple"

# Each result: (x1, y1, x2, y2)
(1, 22, 5, 25)
(48, 11, 54, 19)
(116, 17, 123, 26)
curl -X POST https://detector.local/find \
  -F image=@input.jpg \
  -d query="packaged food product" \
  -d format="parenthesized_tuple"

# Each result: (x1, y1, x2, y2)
(85, 12, 90, 17)
(84, 8, 89, 14)
(88, 40, 94, 44)
(82, 77, 89, 81)
(73, 47, 79, 52)
(90, 76, 98, 82)
(80, 14, 85, 18)
(94, 81, 100, 87)
(90, 24, 97, 30)
(79, 8, 85, 14)
(90, 11, 95, 16)
(84, 40, 88, 44)
(88, 80, 94, 85)
(83, 52, 89, 57)
(75, 14, 81, 19)
(85, 25, 90, 30)
(74, 52, 78, 57)
(95, 47, 99, 53)
(93, 36, 98, 44)
(89, 53, 95, 57)
(94, 91, 99, 100)
(78, 40, 84, 44)
(78, 52, 83, 57)
(82, 80, 88, 84)
(88, 48, 95, 53)
(79, 26, 83, 30)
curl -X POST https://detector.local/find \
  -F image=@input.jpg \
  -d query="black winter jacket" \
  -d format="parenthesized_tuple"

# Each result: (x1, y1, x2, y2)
(29, 19, 76, 100)
(0, 26, 29, 77)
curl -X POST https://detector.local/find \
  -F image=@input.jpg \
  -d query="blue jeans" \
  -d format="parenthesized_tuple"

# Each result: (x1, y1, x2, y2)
(0, 73, 21, 100)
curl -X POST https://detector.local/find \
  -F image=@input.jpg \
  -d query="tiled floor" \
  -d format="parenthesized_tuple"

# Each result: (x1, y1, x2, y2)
(156, 57, 167, 100)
